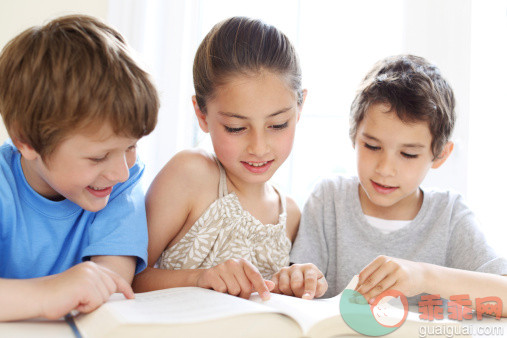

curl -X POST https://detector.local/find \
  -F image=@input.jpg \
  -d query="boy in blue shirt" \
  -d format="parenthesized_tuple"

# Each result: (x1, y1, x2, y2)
(0, 15, 159, 320)
(290, 55, 507, 315)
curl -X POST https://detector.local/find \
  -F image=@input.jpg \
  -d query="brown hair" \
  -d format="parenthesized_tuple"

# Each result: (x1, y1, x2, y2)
(193, 16, 303, 113)
(0, 14, 159, 160)
(349, 54, 455, 159)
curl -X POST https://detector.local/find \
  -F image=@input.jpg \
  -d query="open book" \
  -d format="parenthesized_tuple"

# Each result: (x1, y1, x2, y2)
(72, 277, 469, 338)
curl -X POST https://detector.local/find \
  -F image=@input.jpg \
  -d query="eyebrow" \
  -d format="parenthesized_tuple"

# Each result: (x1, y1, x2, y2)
(362, 133, 426, 148)
(218, 106, 294, 120)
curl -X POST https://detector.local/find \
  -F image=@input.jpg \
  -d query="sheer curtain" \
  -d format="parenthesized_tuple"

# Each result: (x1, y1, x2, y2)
(108, 0, 506, 256)
(108, 0, 201, 191)
(108, 0, 305, 192)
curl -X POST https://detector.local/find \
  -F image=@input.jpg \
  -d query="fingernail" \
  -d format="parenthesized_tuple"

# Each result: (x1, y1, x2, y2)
(302, 292, 312, 299)
(368, 298, 374, 305)
(261, 291, 270, 301)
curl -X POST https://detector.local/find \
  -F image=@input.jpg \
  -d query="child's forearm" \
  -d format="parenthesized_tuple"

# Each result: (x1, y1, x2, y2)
(132, 266, 202, 293)
(91, 255, 136, 284)
(423, 263, 507, 317)
(1, 262, 135, 322)
(0, 277, 46, 321)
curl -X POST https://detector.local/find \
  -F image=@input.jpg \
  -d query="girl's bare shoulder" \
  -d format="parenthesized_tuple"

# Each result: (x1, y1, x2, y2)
(147, 149, 219, 200)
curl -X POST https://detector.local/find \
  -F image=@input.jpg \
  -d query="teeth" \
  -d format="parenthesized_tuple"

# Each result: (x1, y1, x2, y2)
(248, 161, 268, 167)
(89, 186, 107, 191)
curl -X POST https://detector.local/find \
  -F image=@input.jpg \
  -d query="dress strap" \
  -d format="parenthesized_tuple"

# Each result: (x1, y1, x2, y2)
(274, 186, 287, 216)
(214, 156, 229, 198)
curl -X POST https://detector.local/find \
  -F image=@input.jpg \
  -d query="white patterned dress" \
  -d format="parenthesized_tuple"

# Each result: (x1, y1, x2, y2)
(157, 158, 291, 279)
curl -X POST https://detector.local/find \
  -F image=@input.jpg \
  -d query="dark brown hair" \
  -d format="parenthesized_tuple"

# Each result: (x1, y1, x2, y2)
(193, 16, 303, 112)
(350, 54, 455, 159)
(0, 14, 159, 160)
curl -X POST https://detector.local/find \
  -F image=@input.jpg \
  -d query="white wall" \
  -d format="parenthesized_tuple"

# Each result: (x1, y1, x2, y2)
(401, 0, 471, 197)
(0, 0, 109, 144)
(468, 1, 507, 255)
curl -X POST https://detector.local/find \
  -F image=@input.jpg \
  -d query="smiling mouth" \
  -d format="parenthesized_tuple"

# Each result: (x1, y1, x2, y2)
(88, 186, 110, 191)
(86, 185, 113, 198)
(373, 181, 396, 189)
(244, 161, 270, 167)
(241, 160, 274, 173)
(371, 180, 399, 194)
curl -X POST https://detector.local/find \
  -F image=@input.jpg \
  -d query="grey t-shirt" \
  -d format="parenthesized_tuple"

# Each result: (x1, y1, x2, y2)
(290, 176, 507, 298)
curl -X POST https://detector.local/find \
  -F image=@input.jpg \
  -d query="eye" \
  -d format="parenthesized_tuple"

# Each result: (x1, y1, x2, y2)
(364, 143, 380, 151)
(270, 121, 289, 130)
(127, 144, 137, 152)
(224, 126, 245, 133)
(89, 155, 107, 163)
(401, 152, 418, 159)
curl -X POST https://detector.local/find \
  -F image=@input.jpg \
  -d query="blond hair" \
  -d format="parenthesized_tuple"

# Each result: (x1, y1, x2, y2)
(0, 15, 159, 159)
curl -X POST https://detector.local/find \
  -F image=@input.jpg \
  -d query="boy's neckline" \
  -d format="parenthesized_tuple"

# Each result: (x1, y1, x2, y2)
(363, 215, 412, 234)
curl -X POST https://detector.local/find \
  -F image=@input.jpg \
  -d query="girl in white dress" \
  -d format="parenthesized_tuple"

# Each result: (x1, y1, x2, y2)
(133, 16, 327, 300)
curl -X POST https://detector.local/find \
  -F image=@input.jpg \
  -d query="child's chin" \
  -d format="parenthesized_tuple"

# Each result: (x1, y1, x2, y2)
(78, 199, 109, 212)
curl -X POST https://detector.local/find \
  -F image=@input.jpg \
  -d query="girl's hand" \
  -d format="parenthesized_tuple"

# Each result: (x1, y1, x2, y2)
(195, 258, 274, 300)
(40, 261, 134, 319)
(271, 263, 328, 299)
(355, 255, 428, 303)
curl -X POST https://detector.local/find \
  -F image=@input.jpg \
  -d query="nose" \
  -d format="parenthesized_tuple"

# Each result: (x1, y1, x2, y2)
(104, 154, 130, 183)
(246, 130, 270, 157)
(375, 152, 396, 177)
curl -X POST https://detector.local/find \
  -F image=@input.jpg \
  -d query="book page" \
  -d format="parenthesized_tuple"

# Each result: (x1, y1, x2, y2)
(104, 287, 277, 324)
(248, 275, 358, 333)
(250, 292, 342, 334)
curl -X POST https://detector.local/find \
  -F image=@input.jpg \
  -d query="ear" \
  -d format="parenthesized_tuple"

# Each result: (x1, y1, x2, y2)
(192, 95, 209, 133)
(296, 89, 308, 122)
(11, 136, 40, 161)
(432, 141, 454, 169)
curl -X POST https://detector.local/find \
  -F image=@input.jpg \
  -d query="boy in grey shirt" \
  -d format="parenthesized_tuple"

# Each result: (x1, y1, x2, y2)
(290, 55, 507, 315)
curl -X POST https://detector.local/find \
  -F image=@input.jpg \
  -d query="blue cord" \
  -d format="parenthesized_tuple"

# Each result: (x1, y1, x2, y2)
(64, 314, 82, 338)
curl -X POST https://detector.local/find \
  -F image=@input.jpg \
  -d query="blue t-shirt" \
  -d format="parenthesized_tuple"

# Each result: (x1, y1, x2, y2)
(0, 141, 148, 278)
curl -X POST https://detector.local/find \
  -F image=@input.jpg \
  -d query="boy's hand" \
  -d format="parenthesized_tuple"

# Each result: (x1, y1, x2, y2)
(195, 258, 274, 300)
(39, 261, 134, 319)
(355, 255, 427, 303)
(271, 263, 328, 299)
